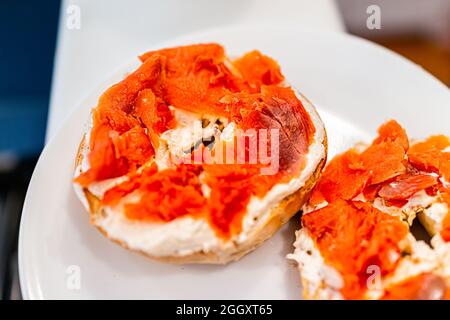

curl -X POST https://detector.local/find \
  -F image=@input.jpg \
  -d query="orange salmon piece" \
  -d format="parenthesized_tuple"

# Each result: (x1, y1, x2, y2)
(302, 199, 408, 299)
(233, 50, 284, 92)
(378, 173, 438, 200)
(309, 150, 369, 206)
(408, 135, 450, 181)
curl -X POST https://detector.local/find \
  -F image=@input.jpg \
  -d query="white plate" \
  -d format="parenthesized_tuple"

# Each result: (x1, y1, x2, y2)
(19, 26, 450, 299)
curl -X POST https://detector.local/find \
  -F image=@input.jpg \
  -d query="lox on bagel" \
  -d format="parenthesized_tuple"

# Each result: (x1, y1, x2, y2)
(289, 120, 450, 299)
(73, 43, 327, 264)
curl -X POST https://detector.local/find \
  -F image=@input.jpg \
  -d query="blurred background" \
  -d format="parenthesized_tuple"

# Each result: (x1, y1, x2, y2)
(0, 0, 60, 299)
(339, 0, 450, 86)
(0, 0, 448, 299)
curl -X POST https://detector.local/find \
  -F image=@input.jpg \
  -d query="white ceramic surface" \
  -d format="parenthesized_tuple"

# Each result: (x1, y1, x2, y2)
(20, 26, 450, 299)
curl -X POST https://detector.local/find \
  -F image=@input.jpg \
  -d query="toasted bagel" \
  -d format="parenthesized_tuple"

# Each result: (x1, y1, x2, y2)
(73, 44, 327, 264)
(289, 120, 450, 299)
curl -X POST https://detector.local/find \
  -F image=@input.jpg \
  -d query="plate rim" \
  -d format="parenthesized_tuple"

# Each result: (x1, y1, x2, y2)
(18, 25, 450, 299)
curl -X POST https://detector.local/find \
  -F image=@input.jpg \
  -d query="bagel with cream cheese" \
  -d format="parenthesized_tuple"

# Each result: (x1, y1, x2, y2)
(73, 43, 327, 264)
(289, 120, 450, 299)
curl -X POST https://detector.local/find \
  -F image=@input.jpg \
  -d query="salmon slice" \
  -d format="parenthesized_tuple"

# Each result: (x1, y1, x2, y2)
(378, 173, 438, 200)
(408, 135, 450, 180)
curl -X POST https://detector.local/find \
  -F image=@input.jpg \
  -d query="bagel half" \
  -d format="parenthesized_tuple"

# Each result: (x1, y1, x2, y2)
(73, 44, 327, 264)
(289, 120, 450, 299)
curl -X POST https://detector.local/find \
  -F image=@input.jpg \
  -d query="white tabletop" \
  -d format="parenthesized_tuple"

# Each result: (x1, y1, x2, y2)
(46, 0, 344, 140)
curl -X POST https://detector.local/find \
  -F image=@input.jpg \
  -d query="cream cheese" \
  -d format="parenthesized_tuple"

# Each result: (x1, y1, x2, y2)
(287, 229, 343, 300)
